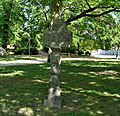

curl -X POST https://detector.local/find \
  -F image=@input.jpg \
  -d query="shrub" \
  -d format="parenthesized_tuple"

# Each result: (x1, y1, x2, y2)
(78, 50, 84, 55)
(14, 47, 38, 55)
(43, 47, 49, 53)
(68, 46, 76, 54)
(85, 51, 91, 56)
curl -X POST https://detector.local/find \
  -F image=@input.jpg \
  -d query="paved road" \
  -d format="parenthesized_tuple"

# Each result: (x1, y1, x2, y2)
(0, 59, 47, 66)
(0, 55, 119, 66)
(92, 54, 117, 58)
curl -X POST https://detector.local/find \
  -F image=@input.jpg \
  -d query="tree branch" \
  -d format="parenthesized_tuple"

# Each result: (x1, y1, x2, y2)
(65, 6, 98, 24)
(66, 7, 120, 24)
(84, 0, 91, 8)
(43, 10, 48, 22)
(42, 9, 51, 30)
(86, 8, 120, 17)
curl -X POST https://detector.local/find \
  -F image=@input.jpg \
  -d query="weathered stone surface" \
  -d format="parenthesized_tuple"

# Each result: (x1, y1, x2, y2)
(44, 48, 62, 108)
(52, 19, 65, 31)
(44, 19, 72, 49)
(0, 47, 6, 56)
(44, 96, 62, 108)
(44, 19, 72, 108)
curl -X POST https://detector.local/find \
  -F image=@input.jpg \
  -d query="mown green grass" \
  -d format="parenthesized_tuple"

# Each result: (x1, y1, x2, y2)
(0, 55, 36, 61)
(0, 60, 120, 116)
(0, 55, 46, 61)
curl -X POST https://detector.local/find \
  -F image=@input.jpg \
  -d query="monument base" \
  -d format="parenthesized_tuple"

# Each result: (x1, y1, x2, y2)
(44, 97, 62, 108)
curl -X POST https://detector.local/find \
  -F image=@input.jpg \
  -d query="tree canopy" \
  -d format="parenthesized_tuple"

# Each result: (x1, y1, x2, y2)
(0, 0, 120, 53)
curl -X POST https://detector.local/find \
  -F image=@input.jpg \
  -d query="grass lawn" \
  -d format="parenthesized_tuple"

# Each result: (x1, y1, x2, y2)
(0, 55, 46, 61)
(0, 59, 120, 116)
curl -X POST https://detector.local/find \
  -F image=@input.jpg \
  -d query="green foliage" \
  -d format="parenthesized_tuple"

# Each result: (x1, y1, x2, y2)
(0, 0, 120, 52)
(14, 47, 39, 55)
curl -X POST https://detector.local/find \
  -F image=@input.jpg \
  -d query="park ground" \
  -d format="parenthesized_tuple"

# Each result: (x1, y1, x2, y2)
(0, 55, 120, 116)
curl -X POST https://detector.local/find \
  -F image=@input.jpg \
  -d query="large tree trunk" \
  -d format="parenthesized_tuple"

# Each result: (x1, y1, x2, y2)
(116, 47, 119, 59)
(46, 0, 62, 63)
(47, 47, 52, 62)
(77, 41, 80, 55)
(2, 12, 9, 49)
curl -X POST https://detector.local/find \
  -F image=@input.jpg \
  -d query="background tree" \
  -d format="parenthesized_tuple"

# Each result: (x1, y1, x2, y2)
(0, 0, 13, 49)
(42, 0, 120, 54)
(0, 0, 120, 55)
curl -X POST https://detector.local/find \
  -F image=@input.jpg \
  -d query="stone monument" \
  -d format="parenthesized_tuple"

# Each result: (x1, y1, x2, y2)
(44, 19, 72, 108)
(0, 47, 6, 56)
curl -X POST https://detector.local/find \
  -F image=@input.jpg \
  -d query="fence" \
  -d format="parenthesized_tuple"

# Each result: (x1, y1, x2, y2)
(91, 49, 120, 58)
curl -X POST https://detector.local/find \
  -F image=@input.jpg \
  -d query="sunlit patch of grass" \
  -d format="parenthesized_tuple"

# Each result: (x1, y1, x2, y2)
(0, 60, 120, 115)
(89, 70, 120, 80)
(32, 79, 48, 84)
(0, 71, 24, 77)
(0, 55, 38, 61)
(97, 70, 119, 76)
(18, 107, 34, 116)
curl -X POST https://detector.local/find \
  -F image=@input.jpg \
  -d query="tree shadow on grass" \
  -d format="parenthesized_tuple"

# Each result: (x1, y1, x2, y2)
(0, 64, 51, 115)
(0, 60, 120, 116)
(61, 60, 120, 115)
